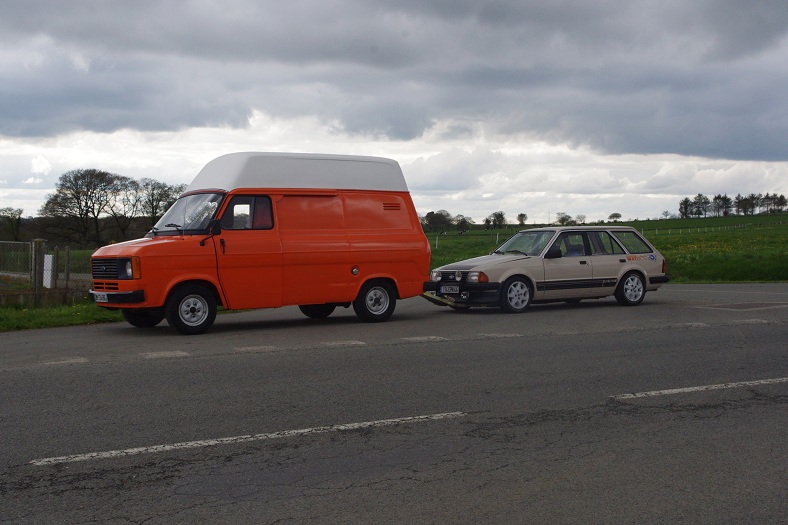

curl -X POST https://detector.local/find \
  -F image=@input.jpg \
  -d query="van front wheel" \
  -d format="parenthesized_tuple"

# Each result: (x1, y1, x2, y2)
(122, 308, 164, 328)
(353, 281, 396, 323)
(299, 304, 336, 319)
(165, 284, 217, 335)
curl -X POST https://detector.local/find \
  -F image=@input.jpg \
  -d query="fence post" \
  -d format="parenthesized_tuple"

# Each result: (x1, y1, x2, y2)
(64, 246, 71, 289)
(32, 239, 46, 307)
(52, 247, 60, 289)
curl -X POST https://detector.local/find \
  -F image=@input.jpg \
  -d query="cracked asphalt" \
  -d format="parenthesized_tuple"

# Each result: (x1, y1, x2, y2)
(1, 283, 786, 524)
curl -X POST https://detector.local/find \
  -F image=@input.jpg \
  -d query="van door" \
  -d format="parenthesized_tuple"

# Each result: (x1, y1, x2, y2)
(276, 193, 353, 305)
(214, 195, 283, 309)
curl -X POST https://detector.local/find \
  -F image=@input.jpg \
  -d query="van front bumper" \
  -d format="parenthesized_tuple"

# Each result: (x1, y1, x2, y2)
(89, 289, 146, 304)
(422, 281, 500, 306)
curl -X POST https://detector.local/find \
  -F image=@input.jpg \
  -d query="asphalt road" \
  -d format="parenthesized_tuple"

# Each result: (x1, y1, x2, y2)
(1, 283, 786, 524)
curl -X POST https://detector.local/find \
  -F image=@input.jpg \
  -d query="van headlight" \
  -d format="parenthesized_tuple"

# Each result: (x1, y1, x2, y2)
(117, 257, 141, 279)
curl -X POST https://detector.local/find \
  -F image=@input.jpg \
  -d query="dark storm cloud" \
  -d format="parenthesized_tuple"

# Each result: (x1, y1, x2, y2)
(1, 0, 786, 160)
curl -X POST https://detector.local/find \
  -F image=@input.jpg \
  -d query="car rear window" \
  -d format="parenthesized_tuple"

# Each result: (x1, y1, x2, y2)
(611, 230, 653, 254)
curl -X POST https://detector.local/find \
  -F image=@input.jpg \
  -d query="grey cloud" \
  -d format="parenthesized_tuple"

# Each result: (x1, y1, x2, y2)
(1, 0, 786, 161)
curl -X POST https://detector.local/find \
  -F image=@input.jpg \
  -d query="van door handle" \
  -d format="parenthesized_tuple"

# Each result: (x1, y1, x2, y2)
(220, 238, 226, 254)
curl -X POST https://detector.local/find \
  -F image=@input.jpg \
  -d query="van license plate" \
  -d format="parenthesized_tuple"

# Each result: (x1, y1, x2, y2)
(441, 286, 459, 294)
(94, 293, 108, 303)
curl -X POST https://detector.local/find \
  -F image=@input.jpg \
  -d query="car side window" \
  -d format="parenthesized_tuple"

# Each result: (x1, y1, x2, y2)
(612, 230, 652, 254)
(551, 232, 587, 257)
(220, 195, 273, 230)
(588, 231, 625, 255)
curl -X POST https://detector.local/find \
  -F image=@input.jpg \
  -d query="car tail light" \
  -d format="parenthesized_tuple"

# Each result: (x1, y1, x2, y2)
(662, 258, 667, 273)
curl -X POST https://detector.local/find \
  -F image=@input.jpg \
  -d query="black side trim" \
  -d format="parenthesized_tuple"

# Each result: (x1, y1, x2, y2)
(536, 279, 615, 292)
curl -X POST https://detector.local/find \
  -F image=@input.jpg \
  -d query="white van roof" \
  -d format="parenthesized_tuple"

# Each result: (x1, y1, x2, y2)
(187, 152, 409, 193)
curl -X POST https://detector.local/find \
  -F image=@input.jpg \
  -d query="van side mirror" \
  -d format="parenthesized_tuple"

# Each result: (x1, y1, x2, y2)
(209, 219, 222, 235)
(544, 246, 562, 259)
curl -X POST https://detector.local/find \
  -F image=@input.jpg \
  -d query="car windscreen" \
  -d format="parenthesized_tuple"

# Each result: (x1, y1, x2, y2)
(495, 230, 555, 255)
(150, 192, 224, 234)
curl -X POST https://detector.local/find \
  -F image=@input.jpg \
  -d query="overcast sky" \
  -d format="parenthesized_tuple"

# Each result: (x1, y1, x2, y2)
(1, 0, 787, 223)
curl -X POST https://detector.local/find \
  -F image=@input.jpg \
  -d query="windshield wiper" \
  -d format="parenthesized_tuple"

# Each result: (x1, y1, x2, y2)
(165, 223, 183, 234)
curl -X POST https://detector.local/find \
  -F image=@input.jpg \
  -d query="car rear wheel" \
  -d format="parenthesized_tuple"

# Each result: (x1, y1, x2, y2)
(353, 280, 396, 322)
(298, 304, 336, 318)
(122, 308, 164, 328)
(500, 276, 532, 313)
(165, 284, 217, 335)
(615, 272, 646, 306)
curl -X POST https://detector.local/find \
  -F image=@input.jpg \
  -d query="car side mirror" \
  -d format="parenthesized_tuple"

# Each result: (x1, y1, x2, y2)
(544, 246, 562, 259)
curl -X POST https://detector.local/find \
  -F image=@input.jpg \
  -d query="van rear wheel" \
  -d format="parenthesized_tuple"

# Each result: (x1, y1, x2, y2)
(122, 308, 164, 328)
(353, 280, 396, 322)
(165, 284, 217, 335)
(298, 304, 336, 319)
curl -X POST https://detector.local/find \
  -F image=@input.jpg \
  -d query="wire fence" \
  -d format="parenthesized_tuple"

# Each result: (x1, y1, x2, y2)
(0, 240, 93, 293)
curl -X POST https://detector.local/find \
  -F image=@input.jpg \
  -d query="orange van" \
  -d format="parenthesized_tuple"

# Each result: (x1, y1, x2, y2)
(89, 152, 431, 334)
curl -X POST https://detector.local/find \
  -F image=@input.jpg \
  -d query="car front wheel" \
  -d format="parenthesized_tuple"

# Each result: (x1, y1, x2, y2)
(165, 284, 217, 335)
(615, 272, 646, 306)
(500, 276, 532, 313)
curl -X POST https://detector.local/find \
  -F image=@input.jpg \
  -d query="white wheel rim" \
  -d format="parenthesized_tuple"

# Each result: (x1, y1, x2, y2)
(179, 294, 209, 326)
(507, 281, 529, 309)
(624, 276, 643, 302)
(365, 287, 389, 315)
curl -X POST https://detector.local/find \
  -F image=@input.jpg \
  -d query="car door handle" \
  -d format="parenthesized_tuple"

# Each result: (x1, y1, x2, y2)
(579, 260, 587, 265)
(619, 259, 626, 263)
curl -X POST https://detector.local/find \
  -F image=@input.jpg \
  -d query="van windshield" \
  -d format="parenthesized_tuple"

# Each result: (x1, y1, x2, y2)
(150, 192, 224, 235)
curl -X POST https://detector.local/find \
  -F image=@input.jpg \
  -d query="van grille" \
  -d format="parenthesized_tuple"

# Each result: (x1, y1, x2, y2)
(92, 258, 119, 279)
(92, 281, 119, 291)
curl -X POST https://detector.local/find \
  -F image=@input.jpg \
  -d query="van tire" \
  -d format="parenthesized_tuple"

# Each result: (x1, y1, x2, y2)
(353, 280, 396, 322)
(165, 284, 217, 335)
(122, 308, 164, 328)
(298, 304, 336, 319)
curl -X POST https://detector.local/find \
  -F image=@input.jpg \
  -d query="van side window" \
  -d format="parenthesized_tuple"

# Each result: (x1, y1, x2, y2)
(221, 196, 273, 230)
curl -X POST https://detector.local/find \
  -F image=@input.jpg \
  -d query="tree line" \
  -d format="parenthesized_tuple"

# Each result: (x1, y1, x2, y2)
(677, 193, 786, 218)
(0, 169, 185, 245)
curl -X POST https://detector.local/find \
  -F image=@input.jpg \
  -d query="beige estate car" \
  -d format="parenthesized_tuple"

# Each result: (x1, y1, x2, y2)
(422, 226, 668, 312)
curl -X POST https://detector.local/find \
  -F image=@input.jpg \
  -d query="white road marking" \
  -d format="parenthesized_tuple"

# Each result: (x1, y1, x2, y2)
(613, 377, 788, 400)
(479, 333, 523, 339)
(402, 336, 449, 342)
(320, 340, 366, 347)
(141, 351, 189, 359)
(235, 345, 279, 352)
(30, 412, 467, 466)
(43, 357, 88, 366)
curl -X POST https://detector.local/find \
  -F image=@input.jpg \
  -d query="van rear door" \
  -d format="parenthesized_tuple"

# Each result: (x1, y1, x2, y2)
(214, 195, 283, 309)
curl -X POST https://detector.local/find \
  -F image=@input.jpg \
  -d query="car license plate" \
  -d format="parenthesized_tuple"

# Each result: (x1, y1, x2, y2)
(441, 285, 459, 294)
(94, 292, 108, 303)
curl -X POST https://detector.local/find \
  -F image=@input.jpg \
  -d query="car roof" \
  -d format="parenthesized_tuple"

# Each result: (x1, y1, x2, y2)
(516, 225, 637, 233)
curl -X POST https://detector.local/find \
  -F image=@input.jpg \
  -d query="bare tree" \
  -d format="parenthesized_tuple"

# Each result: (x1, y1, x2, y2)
(39, 169, 120, 245)
(139, 179, 186, 230)
(0, 207, 23, 241)
(107, 177, 142, 240)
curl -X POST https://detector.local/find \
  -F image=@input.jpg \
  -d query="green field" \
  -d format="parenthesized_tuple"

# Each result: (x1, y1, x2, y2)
(1, 214, 786, 331)
(426, 214, 788, 283)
